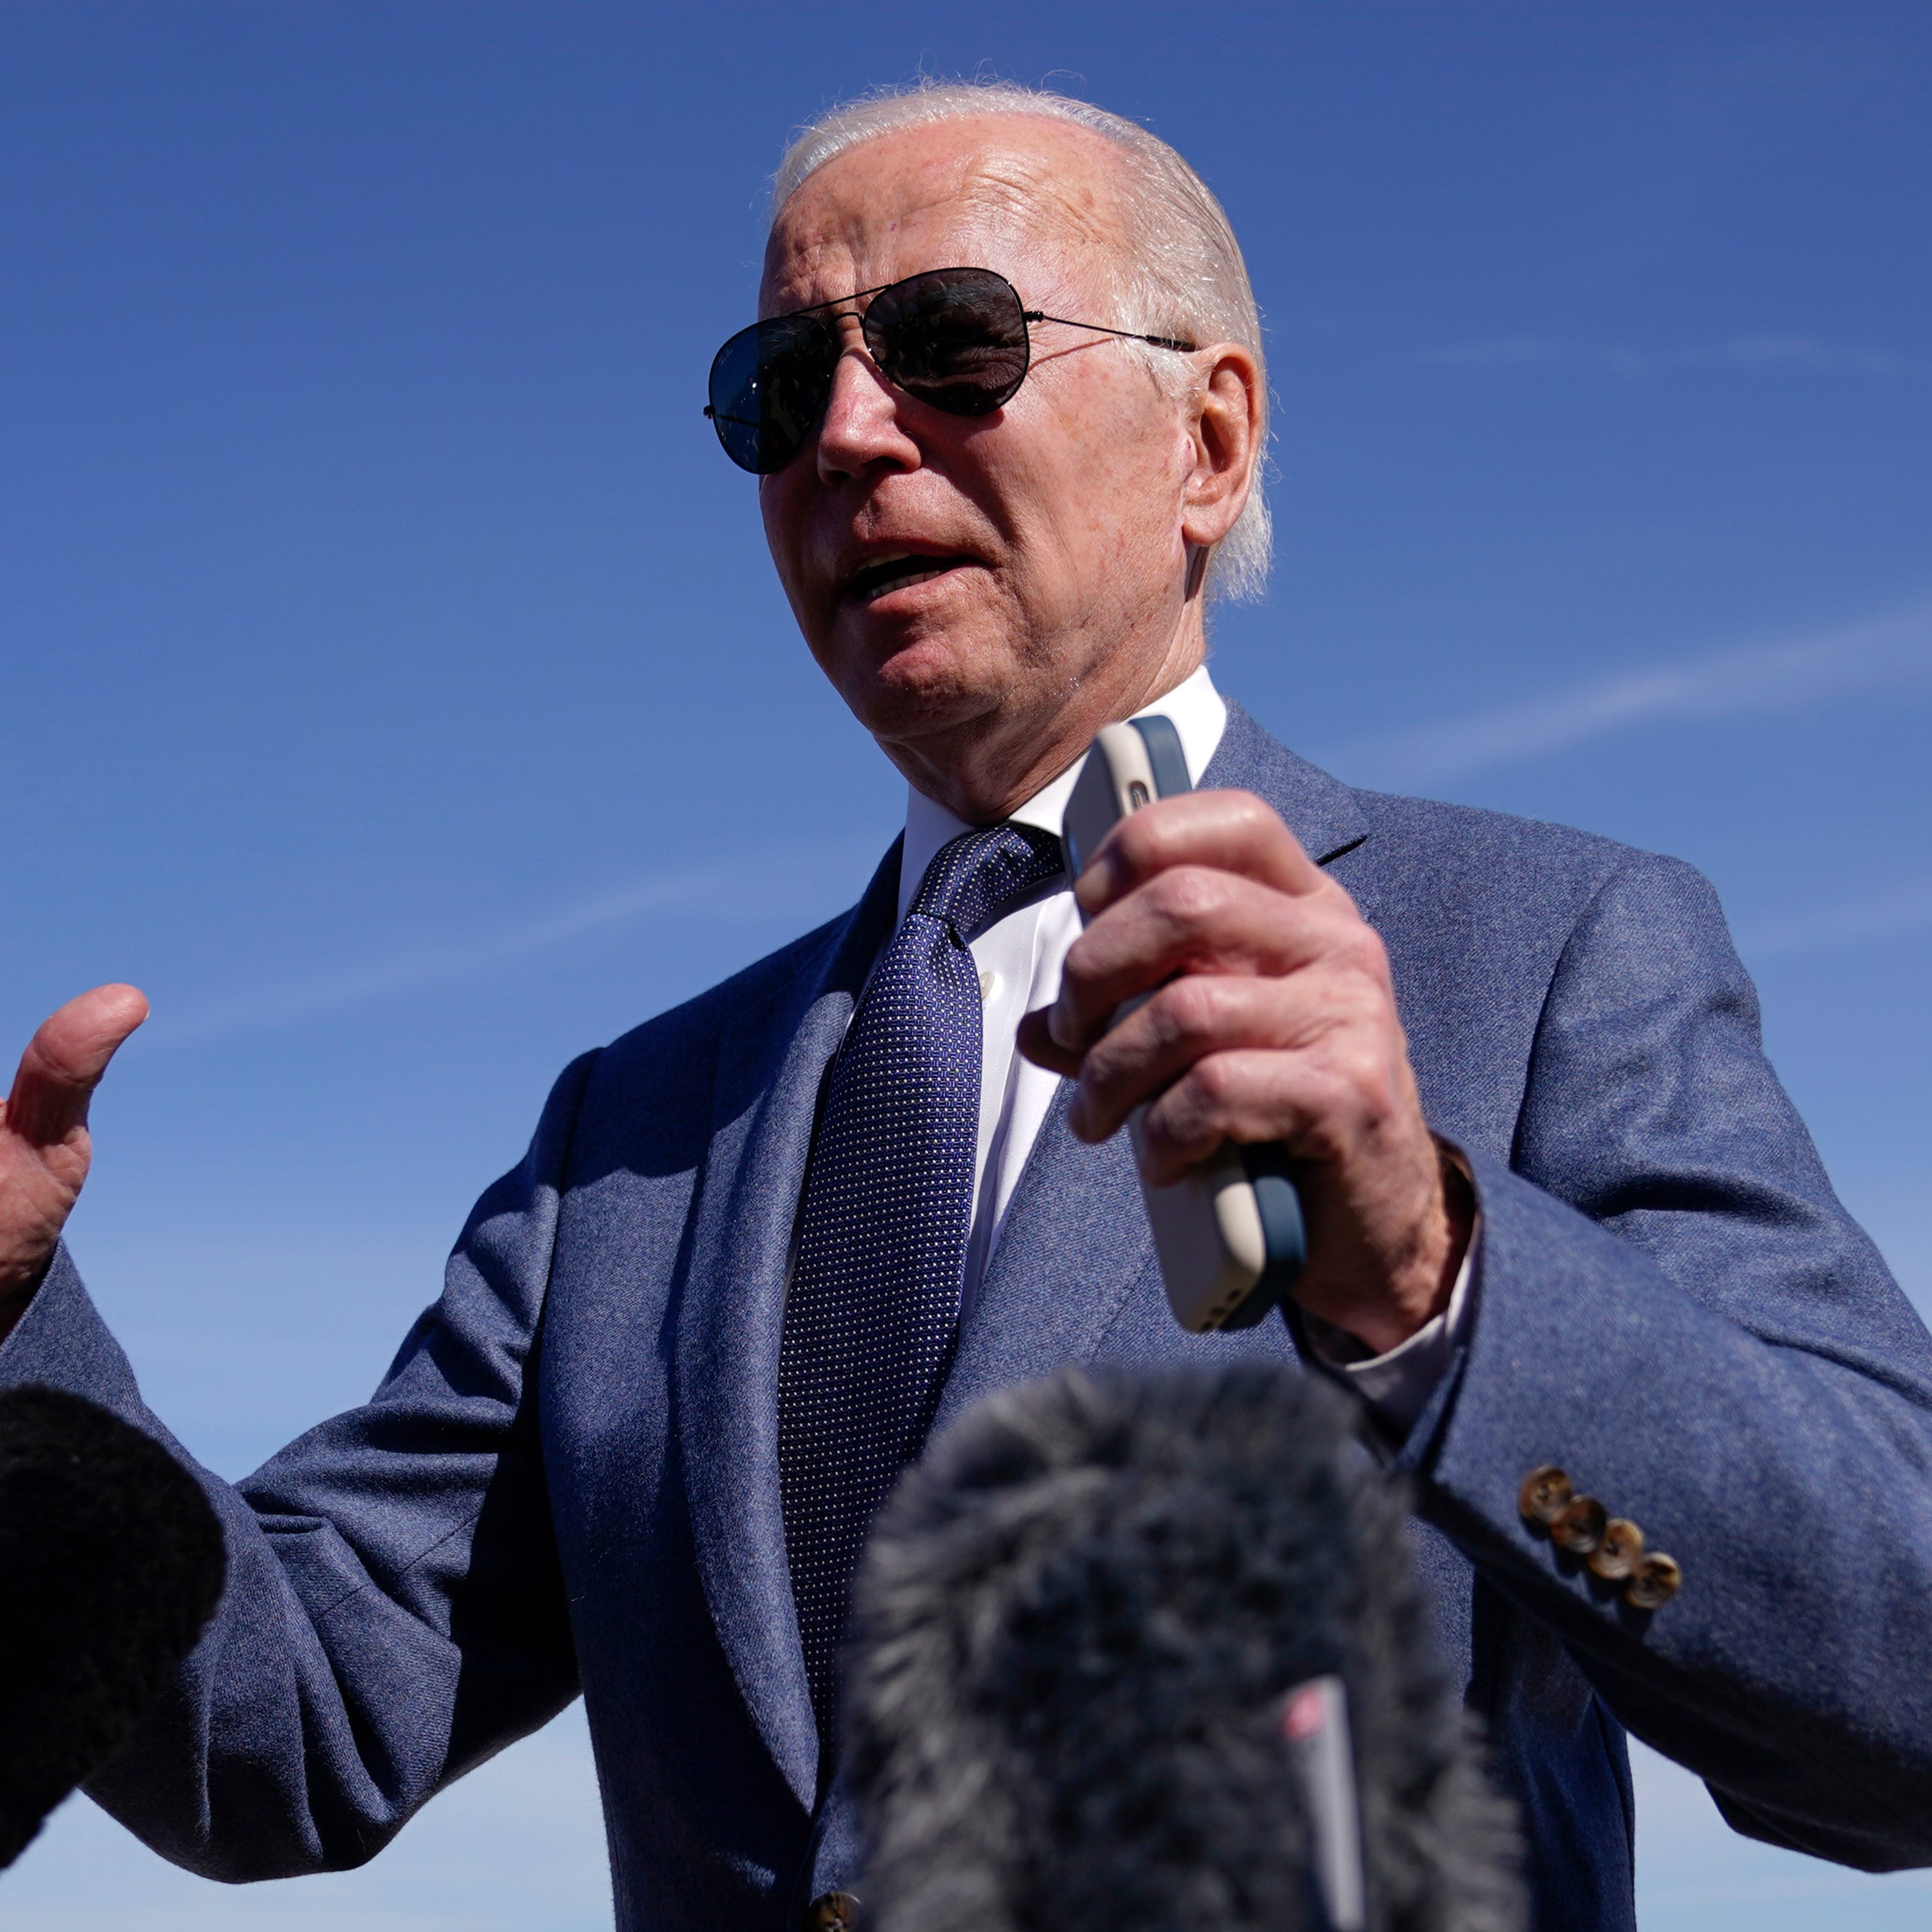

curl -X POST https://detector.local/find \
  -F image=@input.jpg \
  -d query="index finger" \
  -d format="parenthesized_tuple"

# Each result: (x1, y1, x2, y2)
(1076, 789, 1322, 919)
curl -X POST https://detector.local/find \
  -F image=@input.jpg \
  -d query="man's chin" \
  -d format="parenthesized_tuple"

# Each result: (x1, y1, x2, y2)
(846, 677, 1001, 751)
(844, 686, 1023, 774)
(824, 623, 1011, 741)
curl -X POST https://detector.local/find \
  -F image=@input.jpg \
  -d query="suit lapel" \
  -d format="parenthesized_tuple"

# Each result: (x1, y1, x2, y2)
(1206, 698, 1370, 867)
(936, 1081, 1158, 1429)
(673, 842, 900, 1809)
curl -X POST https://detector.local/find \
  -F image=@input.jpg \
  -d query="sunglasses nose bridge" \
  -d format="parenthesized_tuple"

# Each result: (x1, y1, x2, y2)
(825, 310, 878, 383)
(813, 327, 921, 473)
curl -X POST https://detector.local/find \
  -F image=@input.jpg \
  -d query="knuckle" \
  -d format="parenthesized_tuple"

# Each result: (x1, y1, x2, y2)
(1319, 975, 1385, 1038)
(1140, 1095, 1200, 1161)
(1148, 865, 1223, 927)
(1335, 1040, 1388, 1102)
(1332, 916, 1391, 980)
(1152, 975, 1222, 1046)
(1187, 1053, 1243, 1112)
(1230, 791, 1275, 834)
(1301, 1041, 1401, 1143)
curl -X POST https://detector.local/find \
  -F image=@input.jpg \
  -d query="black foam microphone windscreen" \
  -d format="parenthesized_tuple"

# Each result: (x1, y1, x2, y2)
(844, 1363, 1523, 1932)
(0, 1383, 226, 1870)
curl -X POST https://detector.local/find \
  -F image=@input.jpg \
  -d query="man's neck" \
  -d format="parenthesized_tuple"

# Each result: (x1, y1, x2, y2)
(896, 661, 1229, 923)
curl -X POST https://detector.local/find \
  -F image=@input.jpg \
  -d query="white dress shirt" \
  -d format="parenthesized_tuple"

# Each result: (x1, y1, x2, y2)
(892, 663, 1473, 1430)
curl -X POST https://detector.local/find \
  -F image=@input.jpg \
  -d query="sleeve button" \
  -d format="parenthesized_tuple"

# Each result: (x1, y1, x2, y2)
(1625, 1552, 1682, 1610)
(1587, 1518, 1645, 1580)
(1518, 1464, 1574, 1525)
(804, 1893, 862, 1931)
(1551, 1494, 1607, 1555)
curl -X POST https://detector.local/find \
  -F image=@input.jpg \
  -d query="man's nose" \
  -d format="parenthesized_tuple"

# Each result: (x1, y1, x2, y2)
(815, 328, 921, 481)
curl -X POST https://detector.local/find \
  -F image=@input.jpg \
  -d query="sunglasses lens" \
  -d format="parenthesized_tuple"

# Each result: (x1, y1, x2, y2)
(707, 313, 838, 473)
(864, 268, 1031, 417)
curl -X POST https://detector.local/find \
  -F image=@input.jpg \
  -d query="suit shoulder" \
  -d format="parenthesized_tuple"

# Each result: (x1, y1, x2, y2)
(1217, 702, 1699, 919)
(1344, 786, 1697, 906)
(1350, 785, 1638, 867)
(1332, 787, 1734, 985)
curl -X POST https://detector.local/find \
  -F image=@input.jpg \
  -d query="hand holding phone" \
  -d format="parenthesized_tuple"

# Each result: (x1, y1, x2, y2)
(1059, 717, 1306, 1332)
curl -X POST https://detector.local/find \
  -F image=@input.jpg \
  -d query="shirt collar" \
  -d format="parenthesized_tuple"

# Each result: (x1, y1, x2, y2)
(897, 661, 1230, 923)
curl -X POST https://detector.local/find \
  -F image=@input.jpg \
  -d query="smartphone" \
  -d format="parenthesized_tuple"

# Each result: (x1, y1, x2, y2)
(1059, 715, 1306, 1332)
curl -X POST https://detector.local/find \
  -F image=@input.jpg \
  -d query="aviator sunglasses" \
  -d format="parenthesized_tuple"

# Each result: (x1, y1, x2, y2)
(704, 265, 1197, 475)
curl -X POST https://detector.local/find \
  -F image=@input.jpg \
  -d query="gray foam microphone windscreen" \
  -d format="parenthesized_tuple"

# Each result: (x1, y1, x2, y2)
(844, 1363, 1523, 1932)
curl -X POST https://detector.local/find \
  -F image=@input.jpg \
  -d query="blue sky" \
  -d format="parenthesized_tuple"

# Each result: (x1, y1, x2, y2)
(3, 4, 1929, 1925)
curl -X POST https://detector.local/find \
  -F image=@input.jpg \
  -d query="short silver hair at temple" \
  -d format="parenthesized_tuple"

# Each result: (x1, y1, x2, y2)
(771, 80, 1272, 605)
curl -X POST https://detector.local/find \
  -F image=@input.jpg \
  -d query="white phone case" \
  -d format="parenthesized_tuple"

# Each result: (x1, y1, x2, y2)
(1060, 718, 1305, 1334)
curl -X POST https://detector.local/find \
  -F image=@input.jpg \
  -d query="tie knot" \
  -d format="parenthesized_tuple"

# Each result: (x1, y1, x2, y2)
(910, 823, 1065, 936)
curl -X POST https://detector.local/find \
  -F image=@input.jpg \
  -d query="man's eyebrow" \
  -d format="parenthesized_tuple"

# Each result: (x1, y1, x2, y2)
(768, 277, 921, 320)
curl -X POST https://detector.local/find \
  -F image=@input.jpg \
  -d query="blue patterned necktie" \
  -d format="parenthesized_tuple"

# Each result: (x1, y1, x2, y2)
(778, 822, 1066, 1727)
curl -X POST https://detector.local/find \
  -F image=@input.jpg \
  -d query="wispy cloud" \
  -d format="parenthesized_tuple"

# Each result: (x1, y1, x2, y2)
(1318, 600, 1932, 790)
(1734, 876, 1932, 957)
(1413, 335, 1926, 378)
(128, 600, 1932, 1040)
(154, 837, 885, 1046)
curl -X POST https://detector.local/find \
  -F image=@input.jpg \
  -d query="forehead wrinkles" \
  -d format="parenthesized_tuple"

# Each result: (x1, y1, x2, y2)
(765, 162, 965, 301)
(763, 124, 1133, 315)
(955, 147, 1127, 307)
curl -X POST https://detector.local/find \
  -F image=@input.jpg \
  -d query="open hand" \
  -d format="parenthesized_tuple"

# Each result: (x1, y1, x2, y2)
(1016, 791, 1469, 1355)
(0, 985, 149, 1337)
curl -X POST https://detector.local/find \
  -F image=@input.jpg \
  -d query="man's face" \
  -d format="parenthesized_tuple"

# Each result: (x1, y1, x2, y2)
(758, 116, 1206, 814)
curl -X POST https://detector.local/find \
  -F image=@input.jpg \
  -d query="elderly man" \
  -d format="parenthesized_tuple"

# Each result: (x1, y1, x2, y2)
(4, 83, 1931, 1932)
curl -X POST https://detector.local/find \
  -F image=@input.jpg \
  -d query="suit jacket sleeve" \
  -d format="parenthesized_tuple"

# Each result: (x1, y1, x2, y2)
(0, 1049, 600, 1880)
(1405, 852, 1932, 1870)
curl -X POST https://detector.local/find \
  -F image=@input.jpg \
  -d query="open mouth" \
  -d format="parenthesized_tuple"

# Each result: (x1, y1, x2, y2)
(843, 552, 977, 604)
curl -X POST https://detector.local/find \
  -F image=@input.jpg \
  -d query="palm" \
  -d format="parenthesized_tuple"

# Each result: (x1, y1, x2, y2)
(0, 985, 149, 1303)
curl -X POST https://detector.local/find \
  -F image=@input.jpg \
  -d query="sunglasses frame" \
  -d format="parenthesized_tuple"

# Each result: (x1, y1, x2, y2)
(704, 266, 1198, 474)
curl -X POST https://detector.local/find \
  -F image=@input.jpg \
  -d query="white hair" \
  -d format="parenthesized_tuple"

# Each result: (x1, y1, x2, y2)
(770, 79, 1272, 604)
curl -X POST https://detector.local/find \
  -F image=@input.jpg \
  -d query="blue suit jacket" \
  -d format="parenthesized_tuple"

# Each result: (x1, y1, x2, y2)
(9, 701, 1932, 1931)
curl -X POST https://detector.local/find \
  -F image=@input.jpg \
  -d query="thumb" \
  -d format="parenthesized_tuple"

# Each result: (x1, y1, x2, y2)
(4, 985, 151, 1148)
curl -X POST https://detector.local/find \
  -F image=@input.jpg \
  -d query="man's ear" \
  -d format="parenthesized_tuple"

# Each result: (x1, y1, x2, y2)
(1180, 343, 1263, 554)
